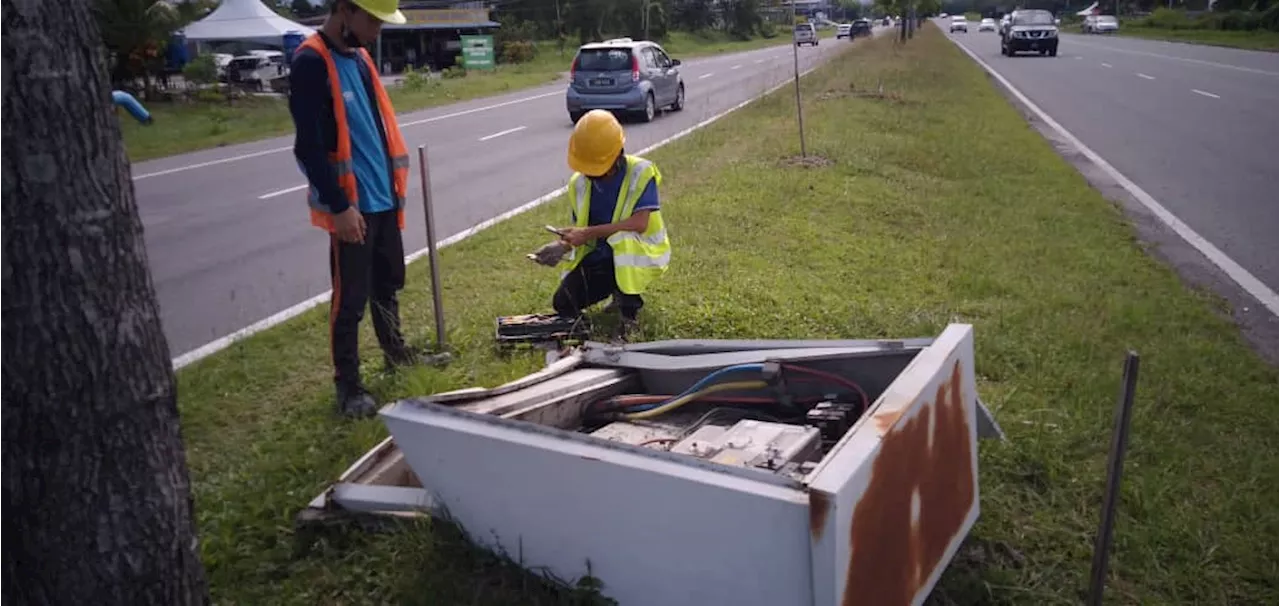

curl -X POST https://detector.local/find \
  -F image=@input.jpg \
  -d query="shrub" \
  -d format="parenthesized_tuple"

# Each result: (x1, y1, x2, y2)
(401, 66, 431, 92)
(442, 65, 467, 79)
(500, 40, 536, 64)
(182, 54, 218, 85)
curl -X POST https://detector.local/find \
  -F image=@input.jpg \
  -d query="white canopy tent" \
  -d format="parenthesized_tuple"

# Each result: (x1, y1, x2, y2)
(181, 0, 315, 44)
(1076, 2, 1101, 15)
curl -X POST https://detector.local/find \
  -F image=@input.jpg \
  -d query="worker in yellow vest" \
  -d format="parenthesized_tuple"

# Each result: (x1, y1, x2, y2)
(289, 0, 423, 418)
(553, 110, 672, 337)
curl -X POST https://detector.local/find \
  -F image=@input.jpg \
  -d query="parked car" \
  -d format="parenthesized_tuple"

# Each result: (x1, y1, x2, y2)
(978, 17, 997, 32)
(794, 22, 819, 46)
(1083, 14, 1120, 33)
(949, 15, 969, 32)
(227, 50, 285, 91)
(851, 18, 874, 37)
(1001, 9, 1059, 57)
(566, 38, 684, 124)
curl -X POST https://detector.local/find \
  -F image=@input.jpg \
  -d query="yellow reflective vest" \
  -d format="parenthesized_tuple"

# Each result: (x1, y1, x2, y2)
(560, 155, 671, 295)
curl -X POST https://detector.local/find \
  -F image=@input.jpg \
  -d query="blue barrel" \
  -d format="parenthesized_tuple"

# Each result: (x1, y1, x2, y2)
(166, 32, 189, 72)
(283, 31, 305, 64)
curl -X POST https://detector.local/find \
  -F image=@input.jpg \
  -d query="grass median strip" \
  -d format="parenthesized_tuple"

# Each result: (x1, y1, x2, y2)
(176, 25, 1276, 605)
(1115, 27, 1279, 51)
(121, 30, 807, 163)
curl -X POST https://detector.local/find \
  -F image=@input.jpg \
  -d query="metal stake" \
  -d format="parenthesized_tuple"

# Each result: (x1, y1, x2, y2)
(790, 0, 807, 158)
(1087, 351, 1141, 606)
(417, 145, 447, 354)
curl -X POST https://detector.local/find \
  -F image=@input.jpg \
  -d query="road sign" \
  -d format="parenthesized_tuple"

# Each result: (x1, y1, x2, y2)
(460, 35, 495, 71)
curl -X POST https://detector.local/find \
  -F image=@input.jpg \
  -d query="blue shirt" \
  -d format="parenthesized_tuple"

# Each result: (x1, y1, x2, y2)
(581, 168, 660, 264)
(331, 53, 394, 214)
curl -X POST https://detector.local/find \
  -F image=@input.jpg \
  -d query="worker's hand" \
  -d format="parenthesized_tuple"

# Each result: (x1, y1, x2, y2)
(528, 240, 571, 266)
(558, 227, 591, 247)
(334, 207, 366, 244)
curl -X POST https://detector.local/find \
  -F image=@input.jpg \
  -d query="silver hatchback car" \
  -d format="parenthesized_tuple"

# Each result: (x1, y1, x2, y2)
(566, 38, 685, 124)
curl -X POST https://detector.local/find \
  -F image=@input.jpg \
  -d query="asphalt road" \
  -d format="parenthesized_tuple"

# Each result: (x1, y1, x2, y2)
(943, 26, 1279, 296)
(134, 36, 863, 360)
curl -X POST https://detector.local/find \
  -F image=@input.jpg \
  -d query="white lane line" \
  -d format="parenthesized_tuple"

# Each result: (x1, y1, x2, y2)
(1192, 88, 1221, 99)
(170, 52, 838, 370)
(699, 72, 715, 79)
(1069, 39, 1279, 76)
(731, 64, 742, 70)
(1101, 62, 1113, 68)
(1137, 72, 1155, 80)
(948, 38, 1278, 317)
(478, 126, 527, 141)
(258, 184, 308, 199)
(755, 59, 765, 64)
(131, 90, 562, 181)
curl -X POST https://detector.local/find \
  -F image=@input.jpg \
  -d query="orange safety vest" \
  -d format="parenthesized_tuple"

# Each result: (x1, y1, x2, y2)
(297, 34, 409, 232)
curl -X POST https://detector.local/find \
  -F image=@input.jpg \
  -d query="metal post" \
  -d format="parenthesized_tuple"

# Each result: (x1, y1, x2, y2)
(417, 145, 447, 354)
(1087, 351, 1141, 606)
(790, 0, 807, 158)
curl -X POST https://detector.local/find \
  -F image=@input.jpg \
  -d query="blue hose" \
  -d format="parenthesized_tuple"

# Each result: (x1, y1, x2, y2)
(621, 363, 765, 413)
(112, 90, 152, 125)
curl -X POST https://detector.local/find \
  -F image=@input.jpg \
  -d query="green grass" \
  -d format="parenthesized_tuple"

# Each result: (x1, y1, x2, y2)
(1114, 26, 1278, 51)
(175, 25, 1277, 605)
(120, 29, 802, 163)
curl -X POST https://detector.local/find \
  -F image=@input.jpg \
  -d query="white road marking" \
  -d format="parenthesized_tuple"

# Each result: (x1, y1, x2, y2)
(1069, 39, 1279, 76)
(1101, 62, 1113, 68)
(699, 72, 715, 79)
(948, 38, 1278, 317)
(131, 90, 563, 181)
(1137, 72, 1155, 80)
(731, 64, 742, 70)
(1192, 88, 1221, 99)
(258, 184, 308, 199)
(169, 52, 839, 370)
(755, 59, 765, 64)
(478, 126, 527, 141)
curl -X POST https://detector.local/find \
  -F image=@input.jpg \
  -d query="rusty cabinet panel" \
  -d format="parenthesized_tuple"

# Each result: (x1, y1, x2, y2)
(806, 325, 980, 606)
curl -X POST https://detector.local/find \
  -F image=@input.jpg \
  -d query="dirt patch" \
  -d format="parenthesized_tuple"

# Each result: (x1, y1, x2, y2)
(816, 84, 912, 105)
(779, 154, 833, 169)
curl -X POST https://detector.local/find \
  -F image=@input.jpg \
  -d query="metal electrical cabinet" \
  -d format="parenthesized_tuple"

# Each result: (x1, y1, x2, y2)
(306, 324, 1003, 606)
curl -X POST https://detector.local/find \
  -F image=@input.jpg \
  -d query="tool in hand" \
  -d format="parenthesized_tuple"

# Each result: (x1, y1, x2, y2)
(526, 225, 572, 266)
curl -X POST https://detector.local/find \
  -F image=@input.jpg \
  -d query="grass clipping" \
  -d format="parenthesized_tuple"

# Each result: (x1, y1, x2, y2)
(177, 26, 1277, 606)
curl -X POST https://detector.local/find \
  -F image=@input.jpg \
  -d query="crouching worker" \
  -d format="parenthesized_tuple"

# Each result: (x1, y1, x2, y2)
(552, 110, 671, 337)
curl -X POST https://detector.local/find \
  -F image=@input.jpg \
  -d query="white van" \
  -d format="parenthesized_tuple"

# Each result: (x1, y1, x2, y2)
(794, 22, 819, 46)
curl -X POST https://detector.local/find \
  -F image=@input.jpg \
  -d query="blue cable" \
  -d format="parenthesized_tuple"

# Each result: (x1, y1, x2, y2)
(112, 91, 152, 125)
(618, 363, 765, 413)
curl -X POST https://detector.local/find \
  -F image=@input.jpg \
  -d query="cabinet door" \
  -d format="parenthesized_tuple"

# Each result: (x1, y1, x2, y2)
(806, 324, 980, 606)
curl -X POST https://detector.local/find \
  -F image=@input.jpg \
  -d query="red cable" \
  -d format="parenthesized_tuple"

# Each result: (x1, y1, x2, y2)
(779, 363, 870, 411)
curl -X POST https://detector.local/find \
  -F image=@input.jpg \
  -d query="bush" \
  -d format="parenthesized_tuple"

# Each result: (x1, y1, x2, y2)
(442, 65, 467, 79)
(401, 66, 431, 92)
(500, 40, 536, 64)
(182, 54, 218, 86)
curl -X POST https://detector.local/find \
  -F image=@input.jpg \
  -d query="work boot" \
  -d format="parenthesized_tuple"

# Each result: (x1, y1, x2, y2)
(613, 316, 641, 342)
(336, 382, 378, 419)
(384, 347, 452, 372)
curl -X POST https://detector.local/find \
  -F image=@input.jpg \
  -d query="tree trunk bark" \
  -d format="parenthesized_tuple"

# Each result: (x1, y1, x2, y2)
(1, 2, 210, 605)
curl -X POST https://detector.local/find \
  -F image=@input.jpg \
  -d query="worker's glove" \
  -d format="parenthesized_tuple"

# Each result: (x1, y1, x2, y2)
(527, 240, 571, 267)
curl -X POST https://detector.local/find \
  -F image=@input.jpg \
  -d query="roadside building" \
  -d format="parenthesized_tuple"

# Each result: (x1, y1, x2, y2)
(298, 0, 500, 73)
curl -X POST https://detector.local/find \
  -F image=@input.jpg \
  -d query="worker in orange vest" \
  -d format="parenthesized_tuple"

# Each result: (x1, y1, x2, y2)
(288, 0, 421, 418)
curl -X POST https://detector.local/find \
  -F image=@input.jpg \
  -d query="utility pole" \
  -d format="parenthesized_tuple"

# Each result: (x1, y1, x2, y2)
(790, 0, 808, 157)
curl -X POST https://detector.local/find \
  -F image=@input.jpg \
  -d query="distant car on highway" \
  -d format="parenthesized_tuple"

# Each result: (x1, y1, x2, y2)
(794, 22, 819, 46)
(949, 15, 969, 32)
(979, 17, 997, 32)
(999, 13, 1012, 34)
(882, 16, 892, 26)
(1001, 9, 1059, 57)
(566, 38, 684, 124)
(1083, 15, 1120, 33)
(852, 18, 874, 37)
(836, 23, 852, 38)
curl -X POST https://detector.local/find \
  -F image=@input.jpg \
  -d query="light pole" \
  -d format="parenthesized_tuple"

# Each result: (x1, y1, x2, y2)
(790, 0, 808, 157)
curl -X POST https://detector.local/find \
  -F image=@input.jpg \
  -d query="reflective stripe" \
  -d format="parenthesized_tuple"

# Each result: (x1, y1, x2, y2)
(573, 176, 588, 224)
(391, 155, 410, 170)
(607, 228, 667, 247)
(614, 250, 671, 268)
(622, 160, 651, 206)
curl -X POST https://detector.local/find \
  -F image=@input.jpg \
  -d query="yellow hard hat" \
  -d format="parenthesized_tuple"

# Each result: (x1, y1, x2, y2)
(350, 0, 406, 24)
(567, 110, 625, 177)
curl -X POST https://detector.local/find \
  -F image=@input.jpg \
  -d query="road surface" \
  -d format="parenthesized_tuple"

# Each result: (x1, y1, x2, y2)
(134, 37, 861, 361)
(944, 26, 1279, 299)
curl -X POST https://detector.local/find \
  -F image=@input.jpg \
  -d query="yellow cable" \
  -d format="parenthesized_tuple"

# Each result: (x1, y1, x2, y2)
(619, 380, 770, 421)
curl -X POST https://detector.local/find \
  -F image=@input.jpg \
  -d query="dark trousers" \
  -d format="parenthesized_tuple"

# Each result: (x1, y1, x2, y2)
(553, 258, 643, 321)
(329, 210, 407, 387)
